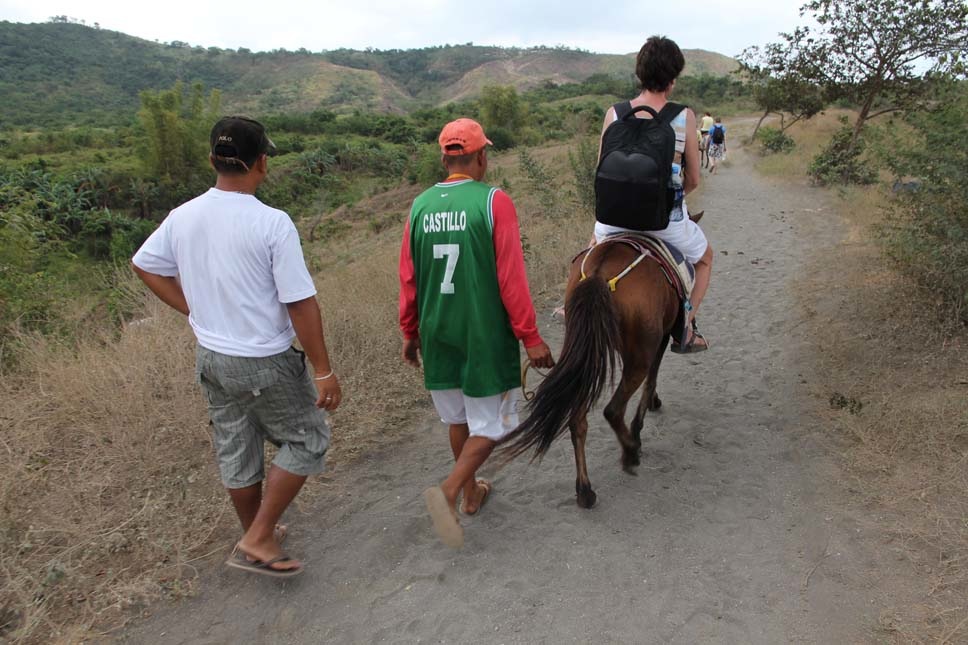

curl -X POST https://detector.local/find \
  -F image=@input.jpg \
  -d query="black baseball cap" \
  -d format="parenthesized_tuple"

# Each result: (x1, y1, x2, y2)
(209, 116, 277, 171)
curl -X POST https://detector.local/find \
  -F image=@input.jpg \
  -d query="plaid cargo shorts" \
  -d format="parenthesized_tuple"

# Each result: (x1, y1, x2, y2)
(195, 345, 330, 488)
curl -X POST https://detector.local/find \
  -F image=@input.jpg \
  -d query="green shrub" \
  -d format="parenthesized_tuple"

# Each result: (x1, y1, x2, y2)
(568, 137, 597, 214)
(808, 116, 876, 186)
(756, 127, 795, 154)
(408, 144, 447, 186)
(518, 148, 559, 216)
(879, 81, 968, 321)
(486, 126, 516, 151)
(108, 217, 156, 263)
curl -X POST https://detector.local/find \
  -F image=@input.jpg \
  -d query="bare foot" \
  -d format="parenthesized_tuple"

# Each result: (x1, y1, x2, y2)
(239, 524, 288, 563)
(274, 524, 288, 543)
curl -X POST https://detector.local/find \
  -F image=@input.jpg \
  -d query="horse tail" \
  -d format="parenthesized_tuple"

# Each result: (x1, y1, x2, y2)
(500, 274, 620, 461)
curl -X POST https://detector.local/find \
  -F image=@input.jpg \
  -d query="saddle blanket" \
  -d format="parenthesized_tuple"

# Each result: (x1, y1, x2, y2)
(594, 232, 695, 298)
(585, 232, 696, 346)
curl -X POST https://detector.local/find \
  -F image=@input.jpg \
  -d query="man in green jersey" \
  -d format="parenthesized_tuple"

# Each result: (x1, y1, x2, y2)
(399, 118, 554, 548)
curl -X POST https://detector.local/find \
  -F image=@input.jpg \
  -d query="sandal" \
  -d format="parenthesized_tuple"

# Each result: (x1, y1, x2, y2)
(460, 479, 492, 516)
(671, 321, 709, 354)
(424, 486, 464, 548)
(225, 544, 303, 578)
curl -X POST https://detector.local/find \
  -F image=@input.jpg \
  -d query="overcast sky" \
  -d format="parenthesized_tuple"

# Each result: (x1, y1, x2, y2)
(0, 0, 804, 58)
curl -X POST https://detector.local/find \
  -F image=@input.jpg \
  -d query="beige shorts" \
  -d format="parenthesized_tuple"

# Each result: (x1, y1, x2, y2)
(429, 389, 520, 441)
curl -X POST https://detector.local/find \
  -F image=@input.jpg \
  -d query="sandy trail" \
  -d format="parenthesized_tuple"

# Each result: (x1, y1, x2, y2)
(124, 146, 895, 644)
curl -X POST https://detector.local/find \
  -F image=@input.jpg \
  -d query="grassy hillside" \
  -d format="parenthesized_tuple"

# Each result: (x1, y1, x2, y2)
(0, 21, 416, 126)
(0, 21, 737, 128)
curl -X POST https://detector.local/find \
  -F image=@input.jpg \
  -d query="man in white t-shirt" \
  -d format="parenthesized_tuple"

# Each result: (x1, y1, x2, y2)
(132, 116, 340, 578)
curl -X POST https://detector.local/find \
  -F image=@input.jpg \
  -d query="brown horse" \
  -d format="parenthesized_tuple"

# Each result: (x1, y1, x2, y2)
(500, 238, 680, 508)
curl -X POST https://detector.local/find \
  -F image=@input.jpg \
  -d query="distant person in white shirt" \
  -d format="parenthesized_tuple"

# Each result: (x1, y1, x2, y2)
(132, 116, 340, 578)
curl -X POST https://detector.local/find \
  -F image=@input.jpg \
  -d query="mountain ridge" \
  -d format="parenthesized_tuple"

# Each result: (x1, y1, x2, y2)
(0, 21, 739, 127)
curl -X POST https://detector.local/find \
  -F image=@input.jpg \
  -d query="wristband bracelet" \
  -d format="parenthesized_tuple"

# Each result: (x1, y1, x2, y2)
(313, 370, 334, 381)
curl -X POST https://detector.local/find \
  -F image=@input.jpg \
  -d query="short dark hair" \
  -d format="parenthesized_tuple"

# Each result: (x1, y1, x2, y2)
(635, 36, 685, 93)
(209, 116, 276, 176)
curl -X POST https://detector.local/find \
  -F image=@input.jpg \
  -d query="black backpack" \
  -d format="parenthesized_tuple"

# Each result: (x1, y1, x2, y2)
(711, 125, 725, 144)
(594, 101, 684, 231)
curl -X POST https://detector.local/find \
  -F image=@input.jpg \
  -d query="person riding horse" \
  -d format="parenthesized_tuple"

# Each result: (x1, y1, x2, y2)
(501, 35, 715, 507)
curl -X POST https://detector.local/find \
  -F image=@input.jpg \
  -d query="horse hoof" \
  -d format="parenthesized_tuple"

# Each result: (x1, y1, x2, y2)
(648, 394, 662, 411)
(622, 450, 641, 473)
(576, 487, 597, 509)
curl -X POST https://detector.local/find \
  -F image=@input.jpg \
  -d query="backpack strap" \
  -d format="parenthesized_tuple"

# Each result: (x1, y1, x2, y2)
(614, 101, 677, 122)
(613, 101, 634, 121)
(656, 102, 686, 125)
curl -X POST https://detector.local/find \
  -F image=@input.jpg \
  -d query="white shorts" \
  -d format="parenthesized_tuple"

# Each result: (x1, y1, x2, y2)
(594, 203, 709, 265)
(429, 389, 520, 441)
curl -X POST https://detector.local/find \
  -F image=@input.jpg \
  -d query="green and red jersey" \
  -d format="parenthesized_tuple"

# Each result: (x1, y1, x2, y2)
(399, 177, 542, 397)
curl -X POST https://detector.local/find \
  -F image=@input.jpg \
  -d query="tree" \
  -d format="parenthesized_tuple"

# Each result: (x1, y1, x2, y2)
(743, 0, 968, 154)
(738, 61, 825, 142)
(480, 85, 525, 133)
(137, 81, 221, 186)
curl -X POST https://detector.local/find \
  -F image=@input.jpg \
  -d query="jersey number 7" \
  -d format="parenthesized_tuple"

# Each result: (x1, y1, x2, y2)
(433, 244, 460, 294)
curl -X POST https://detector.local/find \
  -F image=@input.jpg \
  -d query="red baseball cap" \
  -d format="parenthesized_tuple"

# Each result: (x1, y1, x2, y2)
(438, 118, 493, 155)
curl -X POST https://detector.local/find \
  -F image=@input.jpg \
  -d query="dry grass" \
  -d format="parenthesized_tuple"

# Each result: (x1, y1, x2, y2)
(0, 299, 222, 642)
(0, 140, 592, 642)
(787, 117, 968, 642)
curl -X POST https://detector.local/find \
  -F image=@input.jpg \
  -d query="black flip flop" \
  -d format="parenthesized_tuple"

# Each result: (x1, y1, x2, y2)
(226, 545, 303, 578)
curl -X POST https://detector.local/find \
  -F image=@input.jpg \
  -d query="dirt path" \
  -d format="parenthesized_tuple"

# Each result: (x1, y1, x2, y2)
(124, 145, 900, 644)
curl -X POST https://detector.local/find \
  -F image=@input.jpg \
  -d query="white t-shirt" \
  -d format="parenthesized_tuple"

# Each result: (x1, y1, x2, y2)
(132, 188, 317, 357)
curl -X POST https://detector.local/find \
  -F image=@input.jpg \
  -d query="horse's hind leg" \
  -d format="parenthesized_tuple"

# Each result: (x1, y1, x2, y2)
(632, 335, 670, 445)
(646, 334, 670, 410)
(604, 367, 648, 473)
(570, 414, 596, 509)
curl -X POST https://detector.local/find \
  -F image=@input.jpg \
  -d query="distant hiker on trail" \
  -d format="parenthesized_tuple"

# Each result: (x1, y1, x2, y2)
(399, 117, 554, 548)
(132, 116, 340, 578)
(708, 117, 727, 175)
(594, 35, 713, 352)
(700, 111, 714, 149)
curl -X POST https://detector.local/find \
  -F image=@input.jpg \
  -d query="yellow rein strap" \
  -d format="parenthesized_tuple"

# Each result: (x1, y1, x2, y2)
(579, 242, 650, 292)
(607, 252, 648, 291)
(445, 173, 474, 182)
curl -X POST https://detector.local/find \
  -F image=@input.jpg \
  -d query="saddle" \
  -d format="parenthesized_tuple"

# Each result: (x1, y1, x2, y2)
(575, 233, 695, 345)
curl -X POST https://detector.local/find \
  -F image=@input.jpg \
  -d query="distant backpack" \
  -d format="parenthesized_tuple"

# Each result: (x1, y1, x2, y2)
(595, 101, 684, 231)
(711, 125, 725, 145)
